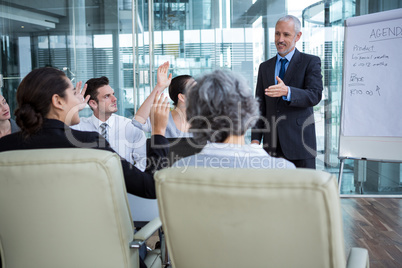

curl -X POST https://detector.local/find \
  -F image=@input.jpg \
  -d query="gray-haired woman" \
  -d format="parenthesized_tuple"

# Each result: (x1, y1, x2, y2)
(173, 69, 295, 169)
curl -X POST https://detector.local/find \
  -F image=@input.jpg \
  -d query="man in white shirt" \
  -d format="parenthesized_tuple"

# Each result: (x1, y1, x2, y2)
(72, 76, 147, 170)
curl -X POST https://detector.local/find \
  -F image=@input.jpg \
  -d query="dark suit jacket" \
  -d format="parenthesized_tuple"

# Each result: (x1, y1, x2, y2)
(251, 49, 323, 160)
(0, 119, 169, 199)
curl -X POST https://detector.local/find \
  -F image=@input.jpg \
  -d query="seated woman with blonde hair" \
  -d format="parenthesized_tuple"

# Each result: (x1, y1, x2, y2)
(173, 69, 295, 169)
(0, 94, 20, 138)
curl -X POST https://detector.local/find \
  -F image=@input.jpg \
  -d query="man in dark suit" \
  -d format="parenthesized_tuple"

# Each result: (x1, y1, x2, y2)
(251, 15, 323, 169)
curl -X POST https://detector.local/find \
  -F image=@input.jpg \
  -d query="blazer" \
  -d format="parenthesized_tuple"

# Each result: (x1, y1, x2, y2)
(251, 49, 323, 160)
(0, 119, 169, 199)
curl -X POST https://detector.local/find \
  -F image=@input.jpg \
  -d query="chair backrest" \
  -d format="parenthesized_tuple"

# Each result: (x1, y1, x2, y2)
(155, 167, 346, 268)
(0, 148, 136, 268)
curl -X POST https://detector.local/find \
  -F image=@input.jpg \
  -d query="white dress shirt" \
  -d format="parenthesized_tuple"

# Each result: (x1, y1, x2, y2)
(72, 114, 147, 171)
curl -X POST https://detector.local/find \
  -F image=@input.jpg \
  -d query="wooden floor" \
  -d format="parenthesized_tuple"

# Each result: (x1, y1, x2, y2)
(341, 198, 402, 268)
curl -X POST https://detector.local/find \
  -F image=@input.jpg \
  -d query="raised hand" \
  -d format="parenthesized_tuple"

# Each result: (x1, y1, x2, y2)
(75, 81, 90, 111)
(134, 62, 172, 124)
(156, 61, 172, 91)
(150, 93, 170, 136)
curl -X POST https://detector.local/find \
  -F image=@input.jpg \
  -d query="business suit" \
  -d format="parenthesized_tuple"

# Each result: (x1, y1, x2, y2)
(0, 119, 169, 199)
(251, 48, 323, 166)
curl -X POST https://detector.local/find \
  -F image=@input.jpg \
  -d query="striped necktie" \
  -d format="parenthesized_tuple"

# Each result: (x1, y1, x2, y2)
(100, 123, 108, 141)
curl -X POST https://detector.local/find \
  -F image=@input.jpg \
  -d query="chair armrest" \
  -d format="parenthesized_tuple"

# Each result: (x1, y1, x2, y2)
(346, 247, 369, 268)
(130, 217, 162, 248)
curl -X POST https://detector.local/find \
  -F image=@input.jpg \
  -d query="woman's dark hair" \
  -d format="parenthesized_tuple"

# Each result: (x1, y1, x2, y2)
(186, 69, 259, 144)
(15, 67, 69, 137)
(168, 75, 193, 106)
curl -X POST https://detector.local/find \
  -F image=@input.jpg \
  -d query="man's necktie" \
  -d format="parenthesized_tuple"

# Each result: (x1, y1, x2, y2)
(100, 123, 108, 140)
(279, 58, 288, 80)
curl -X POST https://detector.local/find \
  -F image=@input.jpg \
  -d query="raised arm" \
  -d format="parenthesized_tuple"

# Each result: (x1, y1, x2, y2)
(120, 95, 170, 198)
(134, 61, 172, 124)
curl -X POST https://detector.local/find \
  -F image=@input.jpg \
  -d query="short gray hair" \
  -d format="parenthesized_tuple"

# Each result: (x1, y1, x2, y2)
(186, 69, 259, 144)
(277, 15, 301, 34)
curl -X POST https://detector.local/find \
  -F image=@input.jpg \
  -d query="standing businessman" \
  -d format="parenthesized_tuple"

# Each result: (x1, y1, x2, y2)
(251, 15, 323, 169)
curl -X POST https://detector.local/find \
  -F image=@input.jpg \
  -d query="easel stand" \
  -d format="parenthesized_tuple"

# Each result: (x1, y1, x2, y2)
(338, 157, 364, 194)
(338, 157, 402, 197)
(338, 158, 345, 193)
